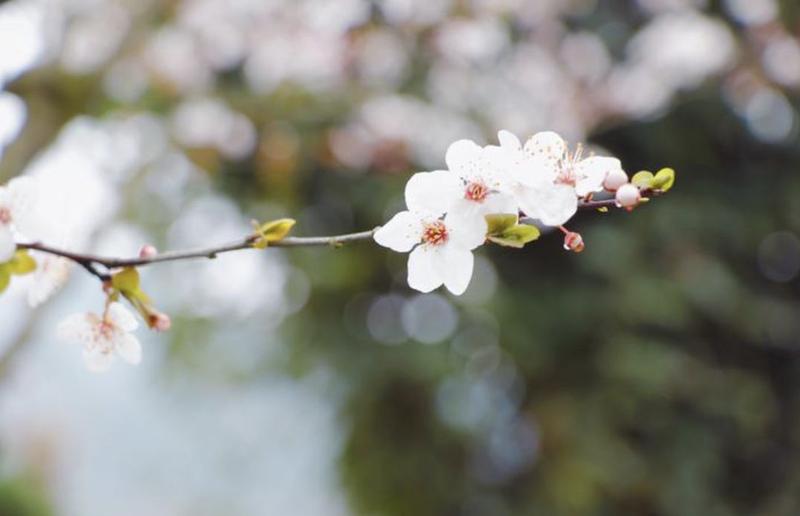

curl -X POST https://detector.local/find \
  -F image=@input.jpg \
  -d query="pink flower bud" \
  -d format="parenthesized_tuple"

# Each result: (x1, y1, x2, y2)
(603, 169, 628, 192)
(138, 245, 158, 259)
(615, 184, 641, 210)
(563, 231, 585, 253)
(149, 312, 172, 332)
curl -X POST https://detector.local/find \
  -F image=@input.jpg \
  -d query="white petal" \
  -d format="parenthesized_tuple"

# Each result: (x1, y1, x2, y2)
(445, 139, 483, 180)
(6, 176, 40, 238)
(497, 130, 521, 150)
(524, 131, 567, 166)
(57, 313, 97, 346)
(27, 256, 72, 307)
(516, 184, 578, 227)
(445, 211, 487, 250)
(436, 246, 474, 296)
(404, 170, 461, 215)
(374, 210, 423, 253)
(83, 349, 114, 373)
(115, 333, 142, 365)
(575, 157, 621, 196)
(481, 192, 519, 217)
(107, 302, 139, 332)
(0, 226, 15, 262)
(407, 246, 443, 293)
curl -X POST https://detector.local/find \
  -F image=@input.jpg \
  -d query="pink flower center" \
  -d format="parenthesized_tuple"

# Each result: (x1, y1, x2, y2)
(0, 207, 11, 225)
(422, 220, 448, 246)
(554, 144, 583, 187)
(93, 320, 116, 344)
(464, 181, 489, 202)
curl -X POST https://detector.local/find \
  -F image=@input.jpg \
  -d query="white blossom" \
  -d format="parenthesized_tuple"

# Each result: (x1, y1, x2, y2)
(27, 254, 73, 307)
(487, 130, 577, 227)
(0, 176, 39, 261)
(57, 302, 142, 372)
(490, 130, 625, 226)
(443, 139, 518, 219)
(374, 171, 487, 295)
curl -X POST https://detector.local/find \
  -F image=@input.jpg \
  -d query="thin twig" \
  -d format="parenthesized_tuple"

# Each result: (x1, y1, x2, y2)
(17, 228, 380, 276)
(16, 189, 655, 282)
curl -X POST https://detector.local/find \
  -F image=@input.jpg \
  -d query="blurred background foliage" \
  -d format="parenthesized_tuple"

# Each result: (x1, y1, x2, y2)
(1, 0, 800, 515)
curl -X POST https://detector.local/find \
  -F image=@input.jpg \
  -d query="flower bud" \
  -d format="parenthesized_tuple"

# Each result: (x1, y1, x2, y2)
(615, 184, 641, 210)
(603, 169, 628, 192)
(149, 312, 172, 332)
(563, 231, 585, 253)
(138, 245, 158, 259)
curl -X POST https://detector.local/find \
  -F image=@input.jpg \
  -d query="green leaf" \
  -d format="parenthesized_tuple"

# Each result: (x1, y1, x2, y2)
(0, 268, 9, 294)
(631, 171, 654, 188)
(112, 267, 140, 293)
(7, 250, 36, 275)
(254, 218, 296, 248)
(651, 167, 675, 191)
(485, 213, 519, 235)
(487, 224, 541, 248)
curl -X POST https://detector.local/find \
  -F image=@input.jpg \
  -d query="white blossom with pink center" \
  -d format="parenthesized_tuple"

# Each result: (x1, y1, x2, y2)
(0, 176, 39, 261)
(374, 171, 487, 295)
(443, 139, 518, 219)
(489, 130, 625, 227)
(57, 302, 143, 372)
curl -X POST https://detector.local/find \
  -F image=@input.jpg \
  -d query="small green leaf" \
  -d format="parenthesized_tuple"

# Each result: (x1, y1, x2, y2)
(631, 171, 654, 188)
(651, 167, 675, 191)
(112, 267, 140, 293)
(488, 224, 541, 248)
(7, 250, 36, 275)
(485, 213, 519, 235)
(0, 268, 9, 293)
(254, 218, 296, 248)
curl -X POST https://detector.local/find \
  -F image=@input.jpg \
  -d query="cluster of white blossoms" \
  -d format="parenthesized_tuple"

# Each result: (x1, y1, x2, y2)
(374, 130, 645, 295)
(0, 176, 157, 373)
(1, 130, 672, 373)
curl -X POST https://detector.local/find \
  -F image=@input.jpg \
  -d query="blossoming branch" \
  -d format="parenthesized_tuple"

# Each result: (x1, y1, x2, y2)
(1, 130, 675, 372)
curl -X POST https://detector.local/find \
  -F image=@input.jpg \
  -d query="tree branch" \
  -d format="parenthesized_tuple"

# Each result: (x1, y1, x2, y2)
(15, 189, 657, 281)
(17, 228, 380, 276)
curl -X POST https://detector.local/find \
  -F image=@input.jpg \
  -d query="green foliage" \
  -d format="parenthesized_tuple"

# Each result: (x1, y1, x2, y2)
(486, 213, 541, 248)
(0, 250, 37, 293)
(252, 218, 296, 249)
(632, 168, 676, 192)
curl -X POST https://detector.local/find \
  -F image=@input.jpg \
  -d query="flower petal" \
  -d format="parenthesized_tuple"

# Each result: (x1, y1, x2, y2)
(83, 349, 114, 373)
(407, 246, 443, 293)
(497, 130, 521, 150)
(107, 302, 139, 332)
(524, 131, 567, 168)
(6, 176, 40, 238)
(115, 333, 142, 365)
(0, 226, 15, 262)
(481, 192, 519, 217)
(28, 255, 72, 308)
(516, 183, 577, 227)
(445, 211, 487, 251)
(575, 157, 622, 196)
(57, 312, 97, 346)
(405, 170, 461, 215)
(445, 139, 484, 182)
(435, 246, 474, 296)
(374, 210, 423, 253)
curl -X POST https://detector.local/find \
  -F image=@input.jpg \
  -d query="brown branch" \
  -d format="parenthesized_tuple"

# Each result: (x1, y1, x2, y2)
(17, 228, 380, 278)
(15, 188, 659, 282)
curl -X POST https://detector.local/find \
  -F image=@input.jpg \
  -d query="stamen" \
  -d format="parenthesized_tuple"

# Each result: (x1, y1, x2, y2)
(464, 181, 489, 202)
(422, 220, 448, 246)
